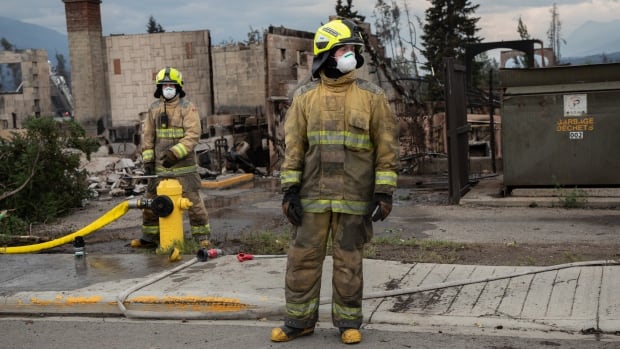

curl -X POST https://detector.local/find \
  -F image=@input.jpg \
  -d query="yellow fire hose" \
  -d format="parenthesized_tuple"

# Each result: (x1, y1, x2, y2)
(0, 200, 130, 254)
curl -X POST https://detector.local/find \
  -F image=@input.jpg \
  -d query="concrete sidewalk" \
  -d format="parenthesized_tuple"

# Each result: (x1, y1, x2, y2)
(1, 253, 619, 337)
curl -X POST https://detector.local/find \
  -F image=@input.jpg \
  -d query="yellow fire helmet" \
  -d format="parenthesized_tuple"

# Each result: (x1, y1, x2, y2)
(311, 18, 365, 78)
(155, 66, 183, 87)
(313, 18, 363, 56)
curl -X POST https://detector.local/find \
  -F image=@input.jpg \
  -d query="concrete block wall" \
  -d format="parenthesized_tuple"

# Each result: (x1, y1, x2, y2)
(0, 49, 54, 129)
(265, 34, 312, 99)
(105, 31, 212, 128)
(211, 43, 265, 114)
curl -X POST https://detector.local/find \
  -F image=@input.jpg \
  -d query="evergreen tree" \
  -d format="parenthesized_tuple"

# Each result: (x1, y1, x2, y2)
(517, 16, 531, 40)
(421, 0, 481, 100)
(335, 0, 366, 22)
(1, 37, 14, 51)
(511, 16, 531, 68)
(146, 15, 165, 33)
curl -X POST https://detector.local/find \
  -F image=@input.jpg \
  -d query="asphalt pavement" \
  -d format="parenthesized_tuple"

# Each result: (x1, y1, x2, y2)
(1, 175, 619, 343)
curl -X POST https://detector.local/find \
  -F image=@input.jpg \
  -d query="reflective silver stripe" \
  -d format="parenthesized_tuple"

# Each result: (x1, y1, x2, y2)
(285, 298, 319, 318)
(142, 149, 154, 162)
(156, 164, 198, 176)
(307, 131, 372, 149)
(191, 224, 211, 236)
(301, 199, 370, 215)
(281, 170, 302, 185)
(142, 225, 159, 235)
(333, 303, 362, 320)
(375, 170, 397, 187)
(171, 143, 189, 158)
(156, 127, 184, 138)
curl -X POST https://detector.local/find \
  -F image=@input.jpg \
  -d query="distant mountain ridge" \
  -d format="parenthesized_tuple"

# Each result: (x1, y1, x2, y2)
(563, 19, 620, 57)
(559, 19, 620, 64)
(0, 16, 69, 69)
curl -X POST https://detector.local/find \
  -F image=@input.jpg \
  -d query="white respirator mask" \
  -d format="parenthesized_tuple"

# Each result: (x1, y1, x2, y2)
(336, 51, 357, 73)
(162, 86, 177, 99)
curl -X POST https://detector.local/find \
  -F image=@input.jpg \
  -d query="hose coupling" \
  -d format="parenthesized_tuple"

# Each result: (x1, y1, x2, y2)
(127, 198, 152, 209)
(127, 196, 174, 217)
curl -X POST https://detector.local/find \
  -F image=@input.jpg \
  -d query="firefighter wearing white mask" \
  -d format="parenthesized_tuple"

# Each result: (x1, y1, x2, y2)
(272, 18, 399, 345)
(134, 66, 211, 249)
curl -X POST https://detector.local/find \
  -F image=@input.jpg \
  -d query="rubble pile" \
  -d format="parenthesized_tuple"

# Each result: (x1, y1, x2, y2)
(80, 141, 273, 201)
(82, 154, 148, 199)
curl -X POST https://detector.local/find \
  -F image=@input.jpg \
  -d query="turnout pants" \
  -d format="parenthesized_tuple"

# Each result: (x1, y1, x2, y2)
(283, 211, 373, 329)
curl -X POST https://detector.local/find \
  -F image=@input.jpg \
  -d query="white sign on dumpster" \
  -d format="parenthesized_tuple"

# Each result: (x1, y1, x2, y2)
(563, 94, 587, 116)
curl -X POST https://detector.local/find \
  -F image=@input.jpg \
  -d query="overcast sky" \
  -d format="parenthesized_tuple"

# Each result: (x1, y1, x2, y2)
(4, 0, 620, 46)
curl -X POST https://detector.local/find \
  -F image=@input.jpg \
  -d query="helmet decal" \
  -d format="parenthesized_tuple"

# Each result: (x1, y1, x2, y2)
(322, 26, 340, 37)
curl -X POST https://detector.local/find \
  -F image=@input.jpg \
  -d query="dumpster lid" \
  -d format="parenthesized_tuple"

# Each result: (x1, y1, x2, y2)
(505, 81, 620, 95)
(500, 63, 620, 89)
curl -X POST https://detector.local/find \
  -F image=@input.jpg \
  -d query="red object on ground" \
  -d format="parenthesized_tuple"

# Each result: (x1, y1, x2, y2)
(207, 248, 223, 258)
(237, 253, 254, 262)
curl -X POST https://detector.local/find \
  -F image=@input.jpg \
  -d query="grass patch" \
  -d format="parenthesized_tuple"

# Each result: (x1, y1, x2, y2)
(156, 239, 198, 256)
(562, 251, 584, 263)
(367, 237, 467, 264)
(238, 231, 290, 255)
(372, 236, 465, 250)
(555, 183, 588, 208)
(560, 188, 587, 208)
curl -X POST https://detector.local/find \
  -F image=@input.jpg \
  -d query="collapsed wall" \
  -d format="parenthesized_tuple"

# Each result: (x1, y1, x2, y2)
(0, 49, 54, 129)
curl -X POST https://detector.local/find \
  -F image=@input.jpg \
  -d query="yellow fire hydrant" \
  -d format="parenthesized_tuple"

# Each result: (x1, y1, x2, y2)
(155, 178, 192, 254)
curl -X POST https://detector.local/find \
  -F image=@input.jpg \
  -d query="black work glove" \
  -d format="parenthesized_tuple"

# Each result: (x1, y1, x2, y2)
(282, 187, 303, 226)
(144, 162, 155, 176)
(370, 193, 393, 222)
(160, 149, 178, 168)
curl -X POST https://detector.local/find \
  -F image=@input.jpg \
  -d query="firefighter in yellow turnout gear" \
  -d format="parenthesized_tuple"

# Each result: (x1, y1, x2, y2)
(271, 19, 399, 345)
(136, 66, 211, 248)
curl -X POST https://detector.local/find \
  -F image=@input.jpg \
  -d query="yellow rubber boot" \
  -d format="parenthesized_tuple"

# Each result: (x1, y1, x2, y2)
(270, 325, 314, 342)
(130, 238, 157, 248)
(340, 328, 362, 344)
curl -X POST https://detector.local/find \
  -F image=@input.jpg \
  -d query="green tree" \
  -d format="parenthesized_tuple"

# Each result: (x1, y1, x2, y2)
(0, 117, 99, 233)
(335, 0, 366, 22)
(0, 37, 14, 51)
(510, 16, 532, 68)
(517, 16, 531, 40)
(146, 15, 165, 33)
(475, 51, 499, 89)
(420, 0, 481, 100)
